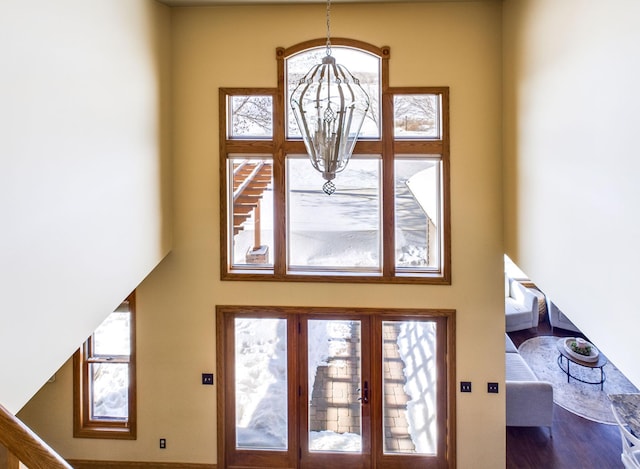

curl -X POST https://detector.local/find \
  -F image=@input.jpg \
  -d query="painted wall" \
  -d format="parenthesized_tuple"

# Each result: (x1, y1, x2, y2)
(0, 0, 172, 413)
(503, 0, 640, 387)
(19, 2, 505, 467)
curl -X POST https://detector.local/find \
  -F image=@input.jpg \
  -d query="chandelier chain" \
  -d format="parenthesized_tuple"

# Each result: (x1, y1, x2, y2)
(325, 0, 332, 56)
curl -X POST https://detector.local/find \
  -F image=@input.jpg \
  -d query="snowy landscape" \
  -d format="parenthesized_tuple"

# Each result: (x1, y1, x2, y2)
(232, 157, 437, 272)
(90, 311, 131, 420)
(234, 317, 437, 454)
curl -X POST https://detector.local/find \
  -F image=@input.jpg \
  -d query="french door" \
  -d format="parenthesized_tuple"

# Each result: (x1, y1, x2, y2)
(217, 306, 454, 469)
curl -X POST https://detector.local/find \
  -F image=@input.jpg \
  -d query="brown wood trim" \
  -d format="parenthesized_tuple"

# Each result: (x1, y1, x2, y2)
(222, 272, 451, 284)
(274, 51, 287, 276)
(0, 403, 72, 469)
(216, 305, 456, 468)
(280, 139, 384, 156)
(440, 87, 452, 284)
(219, 88, 279, 278)
(216, 309, 230, 469)
(219, 88, 230, 280)
(373, 313, 454, 468)
(381, 82, 394, 278)
(0, 443, 19, 469)
(282, 37, 385, 59)
(220, 41, 451, 285)
(67, 461, 215, 469)
(446, 300, 457, 468)
(74, 292, 137, 440)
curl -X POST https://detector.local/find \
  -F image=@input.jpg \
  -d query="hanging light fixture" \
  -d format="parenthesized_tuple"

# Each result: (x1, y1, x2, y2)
(290, 0, 370, 195)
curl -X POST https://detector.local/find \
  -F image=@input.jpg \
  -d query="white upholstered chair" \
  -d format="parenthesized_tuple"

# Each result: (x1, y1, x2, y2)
(505, 279, 539, 332)
(546, 297, 581, 334)
(612, 404, 640, 469)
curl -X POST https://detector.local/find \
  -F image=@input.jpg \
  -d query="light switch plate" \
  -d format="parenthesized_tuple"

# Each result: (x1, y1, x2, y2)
(202, 373, 214, 385)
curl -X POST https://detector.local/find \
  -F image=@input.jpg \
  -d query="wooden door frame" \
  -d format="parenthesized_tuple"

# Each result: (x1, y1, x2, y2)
(298, 314, 373, 469)
(216, 305, 456, 469)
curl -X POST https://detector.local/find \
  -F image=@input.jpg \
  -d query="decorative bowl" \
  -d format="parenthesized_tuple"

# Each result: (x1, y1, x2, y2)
(563, 337, 599, 362)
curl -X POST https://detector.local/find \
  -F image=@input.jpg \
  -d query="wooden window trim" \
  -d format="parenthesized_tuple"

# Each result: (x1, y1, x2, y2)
(73, 292, 137, 440)
(220, 38, 451, 284)
(216, 305, 456, 468)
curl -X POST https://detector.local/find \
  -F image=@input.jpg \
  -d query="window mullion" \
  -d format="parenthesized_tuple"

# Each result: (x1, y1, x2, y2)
(87, 356, 130, 364)
(382, 92, 395, 277)
(274, 49, 287, 277)
(81, 348, 92, 427)
(221, 42, 450, 283)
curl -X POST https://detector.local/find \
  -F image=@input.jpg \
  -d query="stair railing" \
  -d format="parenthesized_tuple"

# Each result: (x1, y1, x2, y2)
(0, 402, 72, 469)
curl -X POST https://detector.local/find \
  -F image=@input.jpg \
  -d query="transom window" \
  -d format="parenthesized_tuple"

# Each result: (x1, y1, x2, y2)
(220, 39, 450, 283)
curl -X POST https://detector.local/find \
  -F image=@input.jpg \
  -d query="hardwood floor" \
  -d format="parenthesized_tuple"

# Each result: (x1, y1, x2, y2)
(506, 320, 623, 468)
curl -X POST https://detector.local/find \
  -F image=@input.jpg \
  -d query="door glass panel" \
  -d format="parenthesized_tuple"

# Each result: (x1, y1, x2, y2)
(235, 317, 288, 450)
(382, 320, 437, 455)
(308, 319, 362, 452)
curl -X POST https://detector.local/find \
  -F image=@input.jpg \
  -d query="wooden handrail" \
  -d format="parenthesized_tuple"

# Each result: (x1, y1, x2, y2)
(0, 402, 73, 469)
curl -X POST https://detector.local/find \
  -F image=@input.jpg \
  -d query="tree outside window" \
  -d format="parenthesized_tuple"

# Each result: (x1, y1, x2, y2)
(221, 39, 450, 284)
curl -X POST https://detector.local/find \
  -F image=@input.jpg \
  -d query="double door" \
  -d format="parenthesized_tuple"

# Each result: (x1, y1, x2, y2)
(217, 307, 451, 469)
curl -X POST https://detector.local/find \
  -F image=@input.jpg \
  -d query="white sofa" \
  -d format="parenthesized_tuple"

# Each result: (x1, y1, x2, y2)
(505, 334, 553, 436)
(546, 297, 581, 333)
(505, 279, 540, 332)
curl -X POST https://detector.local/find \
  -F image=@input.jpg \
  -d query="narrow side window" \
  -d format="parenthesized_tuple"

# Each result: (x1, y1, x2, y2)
(73, 292, 136, 439)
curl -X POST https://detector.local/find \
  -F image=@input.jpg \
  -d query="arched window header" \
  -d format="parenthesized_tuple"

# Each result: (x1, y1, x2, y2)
(277, 38, 389, 60)
(220, 38, 450, 284)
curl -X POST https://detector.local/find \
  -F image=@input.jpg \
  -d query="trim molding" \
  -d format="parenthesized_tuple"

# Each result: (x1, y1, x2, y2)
(67, 460, 215, 469)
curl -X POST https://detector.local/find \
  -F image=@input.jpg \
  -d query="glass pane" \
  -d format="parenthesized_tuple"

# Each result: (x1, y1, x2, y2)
(235, 318, 287, 450)
(90, 363, 129, 420)
(286, 47, 380, 139)
(287, 157, 381, 271)
(308, 320, 362, 453)
(395, 159, 441, 271)
(394, 95, 440, 139)
(228, 95, 273, 138)
(93, 312, 130, 356)
(382, 320, 437, 455)
(229, 158, 274, 268)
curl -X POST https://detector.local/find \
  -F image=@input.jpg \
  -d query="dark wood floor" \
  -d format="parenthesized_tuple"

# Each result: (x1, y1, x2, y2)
(506, 319, 623, 468)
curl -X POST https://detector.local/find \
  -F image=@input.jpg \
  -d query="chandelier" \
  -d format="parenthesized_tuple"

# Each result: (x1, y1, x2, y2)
(290, 0, 370, 195)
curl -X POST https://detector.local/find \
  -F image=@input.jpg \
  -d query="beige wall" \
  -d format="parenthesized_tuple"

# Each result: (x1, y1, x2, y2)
(503, 0, 640, 387)
(19, 2, 505, 467)
(1, 0, 172, 413)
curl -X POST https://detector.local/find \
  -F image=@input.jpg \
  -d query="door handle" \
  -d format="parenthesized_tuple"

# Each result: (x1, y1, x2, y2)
(359, 380, 369, 404)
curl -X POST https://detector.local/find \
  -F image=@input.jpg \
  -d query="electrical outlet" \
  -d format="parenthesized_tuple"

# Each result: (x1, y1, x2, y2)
(202, 373, 214, 385)
(460, 381, 472, 393)
(488, 382, 499, 393)
(159, 438, 166, 449)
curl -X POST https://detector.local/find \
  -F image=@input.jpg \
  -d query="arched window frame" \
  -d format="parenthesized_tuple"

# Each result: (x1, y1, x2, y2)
(220, 38, 450, 284)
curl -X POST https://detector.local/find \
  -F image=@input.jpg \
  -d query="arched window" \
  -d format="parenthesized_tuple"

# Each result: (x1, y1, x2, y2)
(220, 39, 450, 283)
